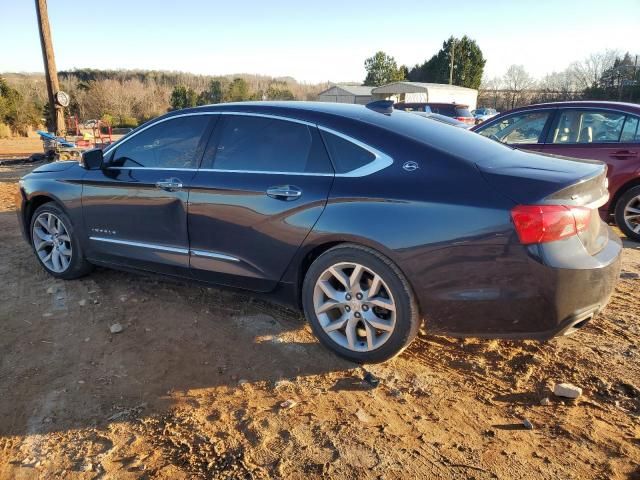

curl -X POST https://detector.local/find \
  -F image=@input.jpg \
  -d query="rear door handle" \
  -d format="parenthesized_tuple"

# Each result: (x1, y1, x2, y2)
(266, 185, 302, 200)
(155, 178, 183, 191)
(610, 150, 638, 159)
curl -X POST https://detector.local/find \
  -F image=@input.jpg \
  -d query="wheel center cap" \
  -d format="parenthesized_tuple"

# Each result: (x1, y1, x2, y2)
(349, 300, 360, 311)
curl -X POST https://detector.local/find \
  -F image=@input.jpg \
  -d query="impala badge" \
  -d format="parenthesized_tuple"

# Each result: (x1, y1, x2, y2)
(402, 161, 419, 172)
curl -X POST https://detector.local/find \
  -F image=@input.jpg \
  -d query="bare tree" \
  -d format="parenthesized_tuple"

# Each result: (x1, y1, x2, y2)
(534, 69, 580, 102)
(569, 50, 619, 90)
(479, 76, 503, 109)
(503, 65, 536, 109)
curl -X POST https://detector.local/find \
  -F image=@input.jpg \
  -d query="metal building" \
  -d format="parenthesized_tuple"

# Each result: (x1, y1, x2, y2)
(372, 82, 478, 110)
(317, 85, 374, 104)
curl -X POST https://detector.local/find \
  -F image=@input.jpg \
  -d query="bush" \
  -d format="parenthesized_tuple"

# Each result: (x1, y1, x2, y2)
(100, 113, 138, 128)
(100, 113, 114, 126)
(0, 122, 11, 138)
(117, 116, 138, 128)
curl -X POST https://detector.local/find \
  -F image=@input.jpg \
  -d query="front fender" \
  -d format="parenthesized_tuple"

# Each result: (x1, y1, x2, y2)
(20, 164, 87, 245)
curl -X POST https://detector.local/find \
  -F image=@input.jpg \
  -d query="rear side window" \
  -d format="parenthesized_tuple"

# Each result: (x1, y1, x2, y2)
(320, 131, 376, 174)
(478, 111, 550, 145)
(208, 115, 332, 174)
(551, 110, 625, 144)
(621, 115, 640, 142)
(111, 115, 210, 168)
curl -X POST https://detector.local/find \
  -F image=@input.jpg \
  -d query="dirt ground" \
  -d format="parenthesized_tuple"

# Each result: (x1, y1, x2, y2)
(0, 137, 43, 159)
(0, 161, 639, 480)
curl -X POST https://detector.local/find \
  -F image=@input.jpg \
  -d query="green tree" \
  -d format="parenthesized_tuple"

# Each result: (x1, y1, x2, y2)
(169, 85, 198, 110)
(265, 86, 295, 100)
(226, 78, 250, 102)
(363, 51, 406, 86)
(197, 80, 224, 105)
(408, 36, 486, 89)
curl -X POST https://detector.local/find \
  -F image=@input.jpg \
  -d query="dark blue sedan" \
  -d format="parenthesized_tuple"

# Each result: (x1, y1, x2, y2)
(16, 101, 622, 362)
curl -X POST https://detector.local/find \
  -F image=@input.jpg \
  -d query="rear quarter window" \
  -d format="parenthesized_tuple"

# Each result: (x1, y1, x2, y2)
(320, 131, 376, 174)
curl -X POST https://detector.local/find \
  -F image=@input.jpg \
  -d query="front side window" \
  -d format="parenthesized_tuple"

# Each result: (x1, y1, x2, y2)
(111, 115, 210, 168)
(479, 111, 550, 145)
(551, 110, 626, 144)
(209, 115, 331, 174)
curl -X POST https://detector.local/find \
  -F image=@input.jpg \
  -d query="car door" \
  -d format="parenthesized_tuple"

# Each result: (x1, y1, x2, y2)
(188, 113, 334, 292)
(475, 109, 556, 153)
(82, 113, 215, 275)
(540, 109, 640, 194)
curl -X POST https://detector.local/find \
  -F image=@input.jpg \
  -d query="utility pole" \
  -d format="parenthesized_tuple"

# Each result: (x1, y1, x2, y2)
(35, 0, 65, 135)
(634, 55, 639, 102)
(449, 39, 456, 85)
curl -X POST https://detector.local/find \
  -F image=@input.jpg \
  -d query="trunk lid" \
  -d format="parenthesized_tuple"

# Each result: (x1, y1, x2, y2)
(476, 150, 609, 254)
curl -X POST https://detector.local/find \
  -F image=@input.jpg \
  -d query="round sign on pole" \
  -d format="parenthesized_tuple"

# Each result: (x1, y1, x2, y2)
(55, 90, 70, 107)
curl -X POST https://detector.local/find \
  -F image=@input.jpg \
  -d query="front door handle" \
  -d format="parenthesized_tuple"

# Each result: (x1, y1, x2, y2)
(155, 178, 183, 192)
(266, 185, 302, 200)
(610, 150, 638, 159)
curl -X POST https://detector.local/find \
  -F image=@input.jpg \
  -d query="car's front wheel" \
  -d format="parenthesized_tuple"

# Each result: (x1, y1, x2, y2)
(614, 185, 640, 242)
(30, 203, 93, 279)
(302, 244, 420, 363)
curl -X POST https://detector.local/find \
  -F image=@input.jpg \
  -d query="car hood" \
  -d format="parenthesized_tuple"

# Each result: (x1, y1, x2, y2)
(29, 161, 78, 173)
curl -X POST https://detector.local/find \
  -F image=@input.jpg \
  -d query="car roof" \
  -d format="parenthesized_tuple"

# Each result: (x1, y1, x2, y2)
(396, 102, 469, 108)
(505, 100, 640, 114)
(162, 101, 451, 132)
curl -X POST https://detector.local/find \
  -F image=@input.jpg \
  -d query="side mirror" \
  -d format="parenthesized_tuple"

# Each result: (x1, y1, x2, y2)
(80, 148, 103, 170)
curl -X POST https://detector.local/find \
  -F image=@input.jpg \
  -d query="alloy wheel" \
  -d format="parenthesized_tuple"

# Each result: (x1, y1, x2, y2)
(32, 212, 73, 273)
(623, 194, 640, 235)
(313, 262, 396, 352)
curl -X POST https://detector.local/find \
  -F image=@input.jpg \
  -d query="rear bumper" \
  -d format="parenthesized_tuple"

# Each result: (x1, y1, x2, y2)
(417, 227, 622, 339)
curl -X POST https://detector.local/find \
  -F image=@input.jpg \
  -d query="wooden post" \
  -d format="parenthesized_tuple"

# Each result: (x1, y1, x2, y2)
(35, 0, 65, 135)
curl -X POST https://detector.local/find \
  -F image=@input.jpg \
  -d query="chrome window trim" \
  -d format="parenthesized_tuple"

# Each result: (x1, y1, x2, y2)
(103, 110, 394, 178)
(199, 168, 333, 176)
(89, 236, 188, 254)
(190, 249, 240, 262)
(104, 166, 197, 171)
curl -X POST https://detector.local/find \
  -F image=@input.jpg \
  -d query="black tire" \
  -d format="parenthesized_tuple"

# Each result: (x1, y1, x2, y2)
(29, 202, 93, 279)
(614, 185, 640, 242)
(302, 244, 421, 363)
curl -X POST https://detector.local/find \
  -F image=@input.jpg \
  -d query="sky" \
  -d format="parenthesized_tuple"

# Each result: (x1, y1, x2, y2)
(1, 0, 639, 84)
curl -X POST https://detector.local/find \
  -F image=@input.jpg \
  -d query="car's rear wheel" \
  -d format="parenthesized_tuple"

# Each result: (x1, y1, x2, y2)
(30, 203, 93, 279)
(614, 185, 640, 242)
(302, 244, 420, 363)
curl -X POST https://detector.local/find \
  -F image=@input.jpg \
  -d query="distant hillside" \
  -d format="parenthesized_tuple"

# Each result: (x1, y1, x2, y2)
(3, 69, 328, 101)
(0, 69, 330, 130)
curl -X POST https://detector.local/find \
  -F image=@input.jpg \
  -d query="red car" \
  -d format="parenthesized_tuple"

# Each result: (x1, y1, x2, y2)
(394, 102, 476, 126)
(473, 101, 640, 241)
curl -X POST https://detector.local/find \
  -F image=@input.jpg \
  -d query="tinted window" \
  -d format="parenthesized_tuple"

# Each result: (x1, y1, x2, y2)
(321, 131, 376, 174)
(551, 110, 625, 144)
(111, 115, 210, 168)
(621, 115, 640, 142)
(210, 115, 331, 173)
(479, 111, 550, 145)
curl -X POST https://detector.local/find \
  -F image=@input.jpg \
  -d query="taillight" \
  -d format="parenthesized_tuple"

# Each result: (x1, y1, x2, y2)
(510, 205, 591, 244)
(456, 116, 474, 124)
